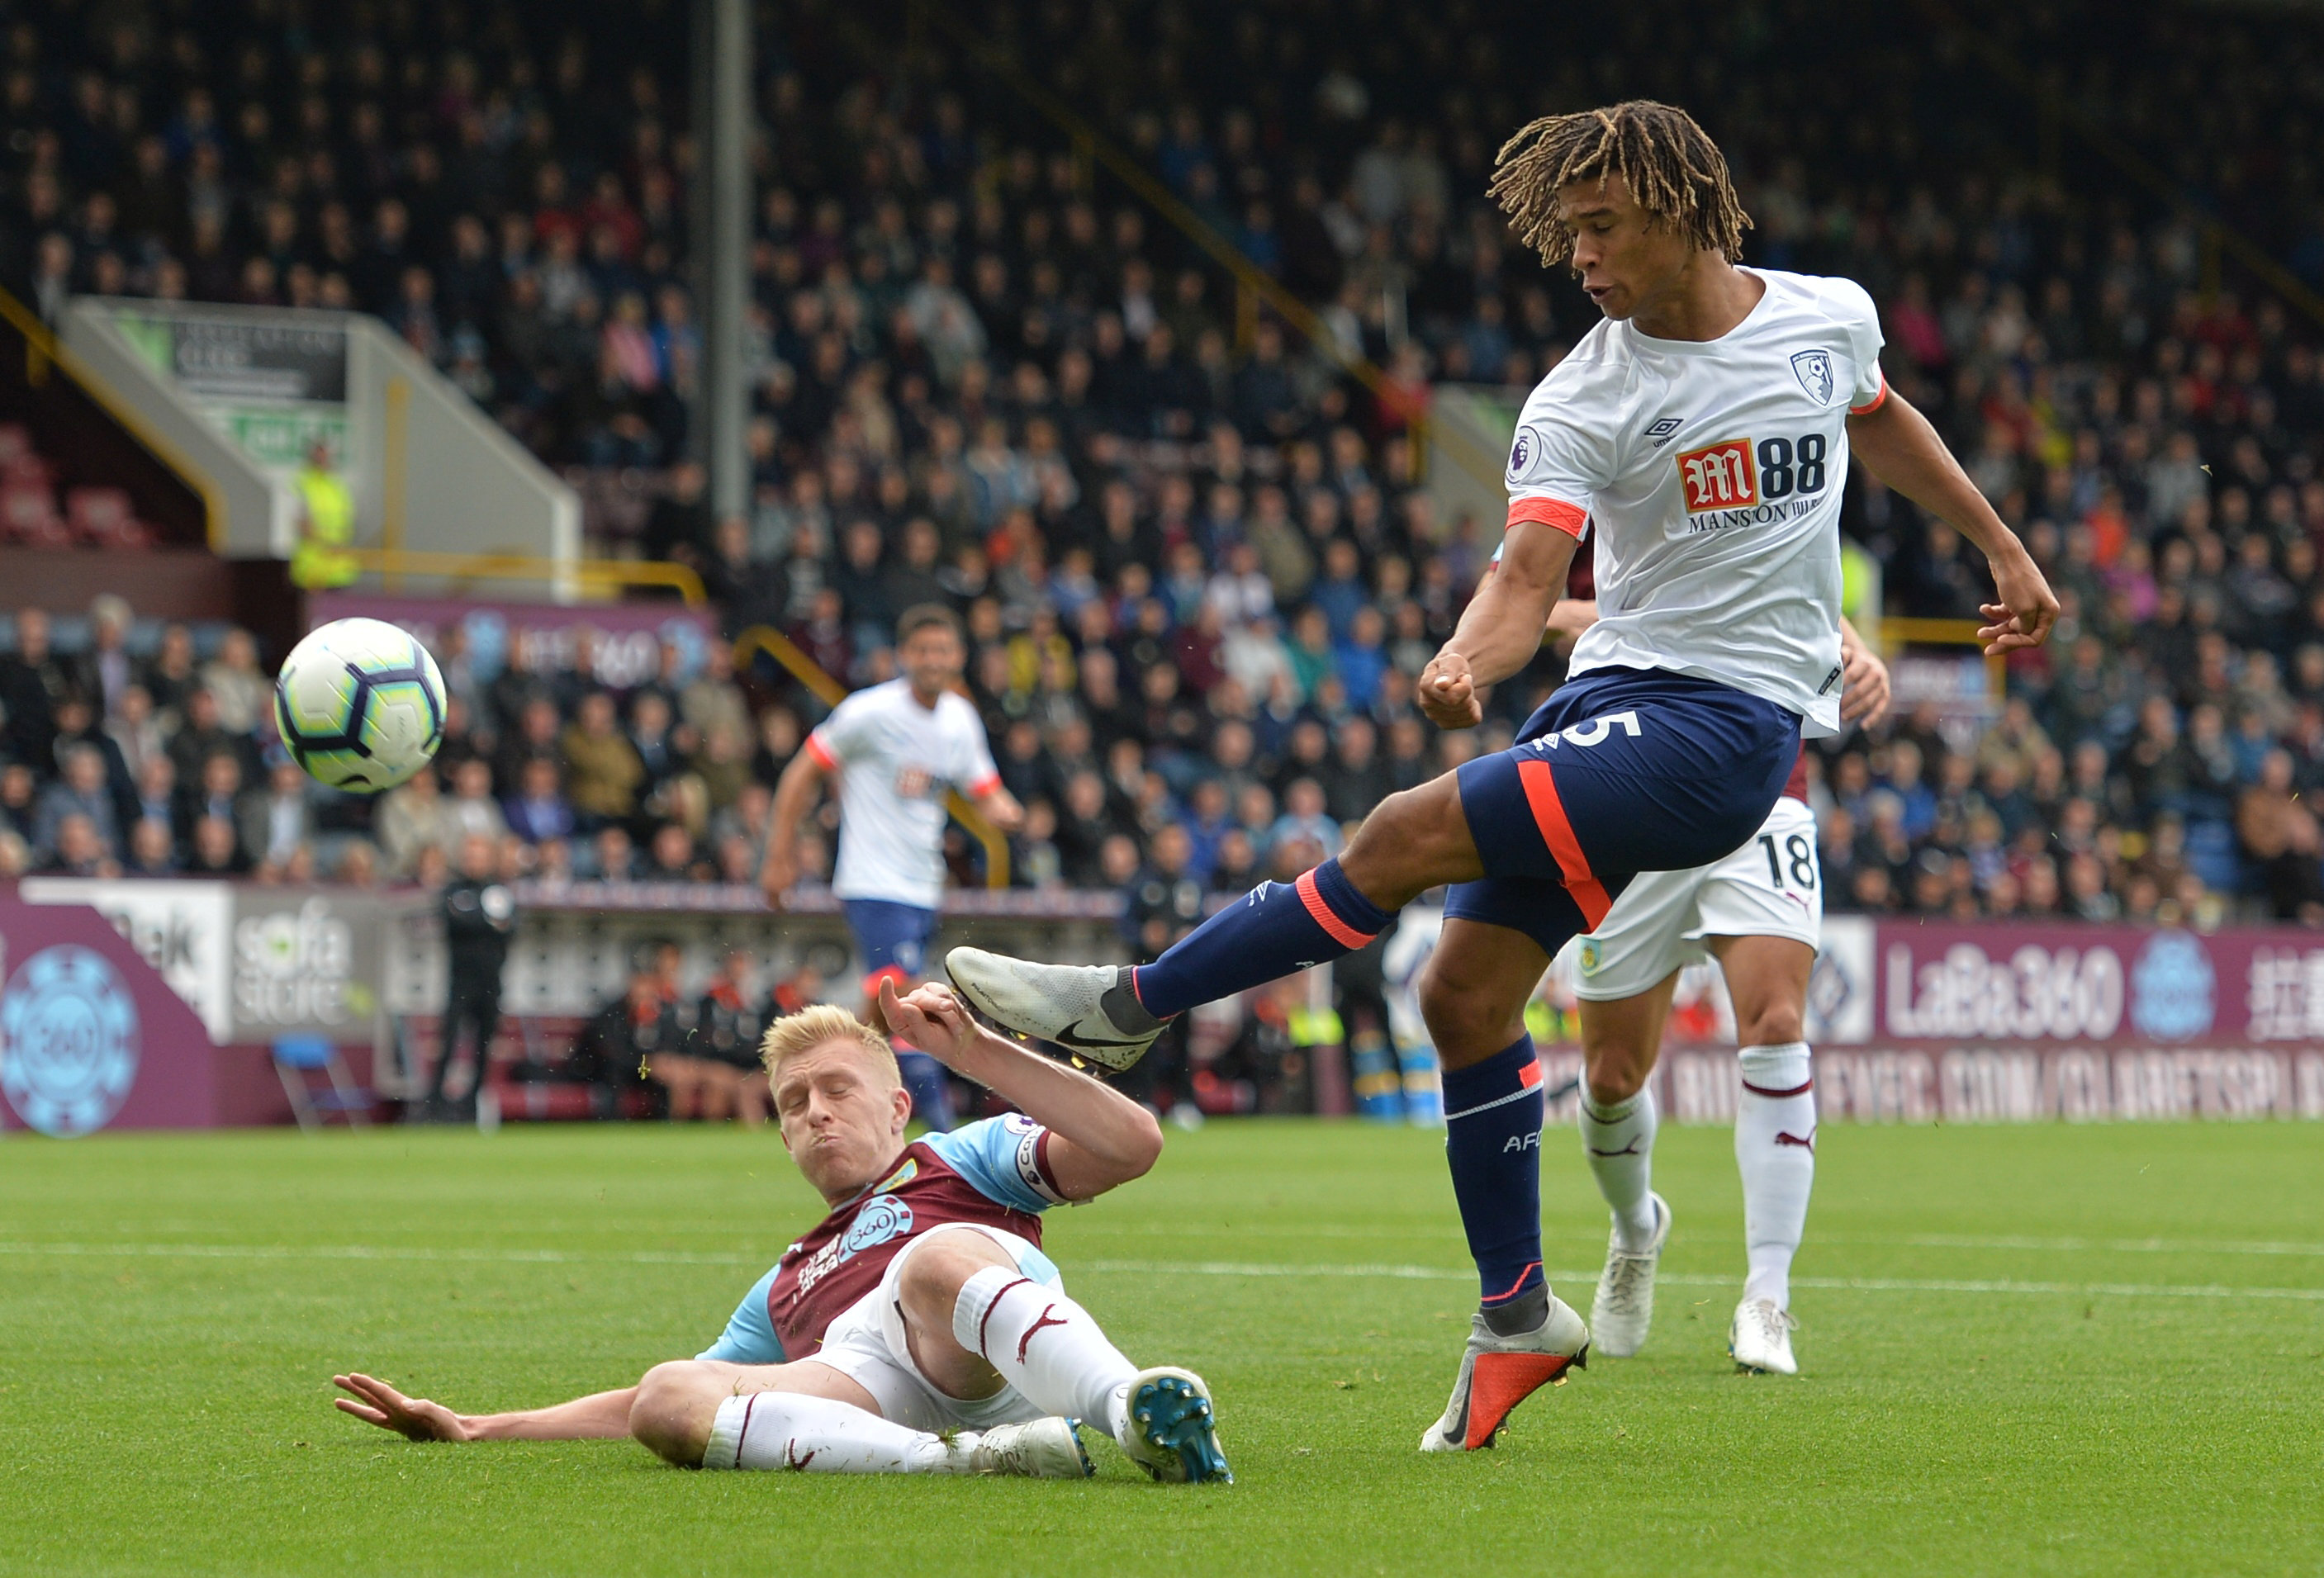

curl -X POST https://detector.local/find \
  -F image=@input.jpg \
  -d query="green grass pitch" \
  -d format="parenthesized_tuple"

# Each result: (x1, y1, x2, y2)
(3, 1118, 2320, 1576)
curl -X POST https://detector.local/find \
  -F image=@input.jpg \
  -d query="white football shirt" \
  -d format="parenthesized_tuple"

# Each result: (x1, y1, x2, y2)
(804, 678, 1002, 908)
(1503, 267, 1885, 738)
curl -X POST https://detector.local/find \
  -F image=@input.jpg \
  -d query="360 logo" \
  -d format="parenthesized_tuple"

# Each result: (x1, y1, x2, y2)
(1, 945, 141, 1137)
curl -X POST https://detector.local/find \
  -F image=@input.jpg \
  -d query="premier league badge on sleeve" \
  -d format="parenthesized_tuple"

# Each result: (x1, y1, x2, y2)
(1508, 426, 1538, 475)
(1789, 349, 1836, 405)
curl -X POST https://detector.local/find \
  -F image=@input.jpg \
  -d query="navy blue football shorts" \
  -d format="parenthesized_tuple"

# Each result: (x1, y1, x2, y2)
(1444, 666, 1801, 959)
(843, 898, 938, 995)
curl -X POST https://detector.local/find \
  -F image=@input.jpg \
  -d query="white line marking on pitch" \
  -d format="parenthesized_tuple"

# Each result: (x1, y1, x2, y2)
(2, 1242, 2319, 1303)
(1076, 1259, 2324, 1303)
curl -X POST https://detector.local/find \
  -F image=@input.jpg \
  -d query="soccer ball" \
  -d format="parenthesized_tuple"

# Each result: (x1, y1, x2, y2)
(273, 618, 447, 793)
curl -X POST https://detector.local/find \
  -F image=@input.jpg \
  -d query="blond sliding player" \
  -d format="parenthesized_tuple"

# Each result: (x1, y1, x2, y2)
(1543, 599, 1890, 1375)
(332, 984, 1228, 1484)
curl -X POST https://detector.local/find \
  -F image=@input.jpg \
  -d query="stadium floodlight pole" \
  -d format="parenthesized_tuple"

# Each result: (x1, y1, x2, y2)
(697, 0, 752, 522)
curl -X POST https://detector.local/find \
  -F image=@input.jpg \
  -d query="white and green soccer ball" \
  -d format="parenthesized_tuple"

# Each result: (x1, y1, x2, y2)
(273, 617, 447, 793)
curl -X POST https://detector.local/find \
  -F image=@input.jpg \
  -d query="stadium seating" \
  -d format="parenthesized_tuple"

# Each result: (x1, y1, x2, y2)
(9, 0, 2324, 1114)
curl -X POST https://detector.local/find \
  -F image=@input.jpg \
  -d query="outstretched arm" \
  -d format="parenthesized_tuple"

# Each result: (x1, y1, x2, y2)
(879, 979, 1164, 1201)
(332, 1372, 637, 1442)
(970, 783, 1024, 832)
(1847, 391, 2058, 654)
(1418, 518, 1580, 728)
(758, 748, 828, 907)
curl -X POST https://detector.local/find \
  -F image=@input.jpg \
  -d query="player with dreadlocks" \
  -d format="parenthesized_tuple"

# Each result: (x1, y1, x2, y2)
(945, 101, 2058, 1451)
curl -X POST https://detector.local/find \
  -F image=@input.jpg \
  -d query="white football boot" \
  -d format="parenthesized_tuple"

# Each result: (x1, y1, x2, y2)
(1588, 1192, 1671, 1358)
(1729, 1298, 1800, 1376)
(945, 947, 1164, 1069)
(964, 1416, 1095, 1478)
(1418, 1292, 1590, 1452)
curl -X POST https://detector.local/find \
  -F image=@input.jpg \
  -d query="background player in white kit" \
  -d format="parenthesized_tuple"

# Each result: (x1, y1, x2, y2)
(762, 605, 1023, 1130)
(1542, 598, 1890, 1377)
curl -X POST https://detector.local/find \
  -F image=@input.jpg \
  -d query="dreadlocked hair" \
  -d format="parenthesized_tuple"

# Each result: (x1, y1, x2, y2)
(1490, 100, 1751, 267)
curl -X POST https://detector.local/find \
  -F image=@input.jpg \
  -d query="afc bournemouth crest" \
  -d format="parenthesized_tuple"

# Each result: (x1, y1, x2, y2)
(1789, 349, 1835, 405)
(1, 945, 141, 1137)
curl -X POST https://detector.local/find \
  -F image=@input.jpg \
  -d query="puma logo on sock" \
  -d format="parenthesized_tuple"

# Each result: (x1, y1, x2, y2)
(1776, 1130, 1815, 1153)
(1018, 1304, 1070, 1362)
(1587, 1138, 1643, 1158)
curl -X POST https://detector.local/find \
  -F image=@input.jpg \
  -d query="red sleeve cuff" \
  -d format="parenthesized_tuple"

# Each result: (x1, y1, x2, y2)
(965, 773, 1002, 798)
(1506, 496, 1588, 538)
(1849, 375, 1889, 416)
(803, 732, 837, 770)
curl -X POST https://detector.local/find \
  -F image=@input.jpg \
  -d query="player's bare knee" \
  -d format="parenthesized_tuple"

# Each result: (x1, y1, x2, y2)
(898, 1230, 1011, 1327)
(1582, 1056, 1648, 1106)
(1738, 1002, 1805, 1048)
(1345, 784, 1468, 903)
(629, 1361, 717, 1467)
(1417, 963, 1522, 1065)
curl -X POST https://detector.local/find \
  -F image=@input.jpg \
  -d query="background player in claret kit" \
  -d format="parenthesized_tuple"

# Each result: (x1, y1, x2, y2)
(761, 605, 1023, 1132)
(1542, 599, 1890, 1378)
(333, 988, 1230, 1484)
(946, 100, 2058, 1454)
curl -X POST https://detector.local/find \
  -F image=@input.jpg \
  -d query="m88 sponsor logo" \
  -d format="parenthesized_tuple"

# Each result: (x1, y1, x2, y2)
(1676, 434, 1830, 514)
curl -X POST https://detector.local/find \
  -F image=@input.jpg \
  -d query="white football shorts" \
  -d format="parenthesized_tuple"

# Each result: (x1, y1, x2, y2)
(1558, 797, 1824, 1002)
(811, 1223, 1059, 1433)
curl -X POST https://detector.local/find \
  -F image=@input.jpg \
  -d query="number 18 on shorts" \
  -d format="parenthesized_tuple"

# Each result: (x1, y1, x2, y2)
(1559, 798, 1822, 1003)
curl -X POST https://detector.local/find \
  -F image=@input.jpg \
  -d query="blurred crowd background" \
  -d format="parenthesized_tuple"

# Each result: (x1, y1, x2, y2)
(10, 0, 2324, 952)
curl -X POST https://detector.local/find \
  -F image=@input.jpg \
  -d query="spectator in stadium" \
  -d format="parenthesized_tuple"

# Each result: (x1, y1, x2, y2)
(32, 743, 120, 863)
(125, 817, 178, 877)
(503, 756, 576, 845)
(377, 761, 451, 879)
(442, 758, 510, 852)
(185, 813, 251, 878)
(237, 756, 318, 879)
(166, 689, 249, 787)
(690, 947, 773, 1126)
(562, 690, 646, 828)
(0, 609, 69, 766)
(199, 628, 270, 737)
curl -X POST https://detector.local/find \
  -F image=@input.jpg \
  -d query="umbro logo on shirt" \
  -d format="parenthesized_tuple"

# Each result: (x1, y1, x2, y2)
(1644, 416, 1684, 447)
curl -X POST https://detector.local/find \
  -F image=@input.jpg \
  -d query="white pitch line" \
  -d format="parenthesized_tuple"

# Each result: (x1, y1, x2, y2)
(0, 1241, 758, 1268)
(2, 1242, 2320, 1303)
(1857, 1233, 2324, 1259)
(1078, 1258, 2324, 1303)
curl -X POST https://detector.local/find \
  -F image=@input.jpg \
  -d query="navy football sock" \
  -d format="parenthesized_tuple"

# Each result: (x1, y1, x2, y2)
(1441, 1034, 1547, 1315)
(1130, 858, 1391, 1020)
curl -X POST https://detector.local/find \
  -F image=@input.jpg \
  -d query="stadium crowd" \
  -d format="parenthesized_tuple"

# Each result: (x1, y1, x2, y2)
(8, 0, 2324, 940)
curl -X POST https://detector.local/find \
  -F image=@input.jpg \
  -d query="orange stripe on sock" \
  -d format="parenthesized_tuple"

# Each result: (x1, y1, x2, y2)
(1513, 758, 1611, 927)
(1294, 869, 1377, 950)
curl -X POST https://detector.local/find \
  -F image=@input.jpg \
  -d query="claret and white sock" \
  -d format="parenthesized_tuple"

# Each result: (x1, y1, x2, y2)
(953, 1266, 1140, 1444)
(1579, 1085, 1660, 1251)
(704, 1391, 964, 1474)
(1734, 1041, 1816, 1310)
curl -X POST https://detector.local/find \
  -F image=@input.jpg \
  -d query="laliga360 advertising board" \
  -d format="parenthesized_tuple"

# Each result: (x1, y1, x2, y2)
(1648, 920, 2324, 1125)
(0, 901, 216, 1136)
